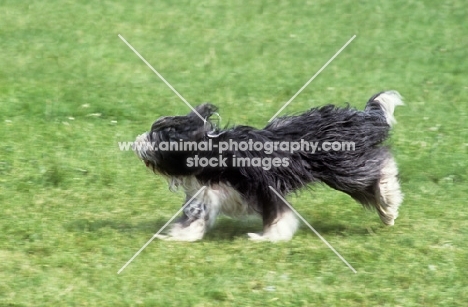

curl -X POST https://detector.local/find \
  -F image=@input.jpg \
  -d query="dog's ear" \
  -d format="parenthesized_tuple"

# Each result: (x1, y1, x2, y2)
(188, 103, 218, 120)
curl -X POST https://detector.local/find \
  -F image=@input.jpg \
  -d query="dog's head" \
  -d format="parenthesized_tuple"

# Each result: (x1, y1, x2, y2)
(134, 103, 218, 176)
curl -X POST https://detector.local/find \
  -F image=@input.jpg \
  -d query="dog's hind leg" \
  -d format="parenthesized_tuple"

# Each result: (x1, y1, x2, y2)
(375, 156, 403, 225)
(330, 154, 403, 226)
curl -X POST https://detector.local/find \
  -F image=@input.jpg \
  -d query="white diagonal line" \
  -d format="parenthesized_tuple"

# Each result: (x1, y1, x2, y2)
(268, 186, 357, 273)
(118, 186, 207, 274)
(268, 35, 356, 122)
(118, 34, 205, 123)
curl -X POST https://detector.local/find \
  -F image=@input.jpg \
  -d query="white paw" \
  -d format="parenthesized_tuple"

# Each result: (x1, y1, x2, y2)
(248, 232, 268, 241)
(155, 220, 206, 242)
(248, 232, 293, 242)
(155, 234, 201, 242)
(154, 234, 196, 241)
(154, 234, 170, 240)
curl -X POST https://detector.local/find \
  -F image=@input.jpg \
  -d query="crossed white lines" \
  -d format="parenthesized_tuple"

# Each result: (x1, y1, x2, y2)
(117, 34, 357, 274)
(118, 34, 206, 123)
(117, 187, 207, 274)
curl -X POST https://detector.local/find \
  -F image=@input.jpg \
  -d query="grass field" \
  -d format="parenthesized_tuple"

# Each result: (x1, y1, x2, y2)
(1, 0, 467, 306)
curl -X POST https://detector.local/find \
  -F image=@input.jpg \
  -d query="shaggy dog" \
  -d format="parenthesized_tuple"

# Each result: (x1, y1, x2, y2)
(133, 91, 403, 241)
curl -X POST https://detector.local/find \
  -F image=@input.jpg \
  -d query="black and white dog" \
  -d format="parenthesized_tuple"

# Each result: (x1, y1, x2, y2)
(134, 91, 403, 242)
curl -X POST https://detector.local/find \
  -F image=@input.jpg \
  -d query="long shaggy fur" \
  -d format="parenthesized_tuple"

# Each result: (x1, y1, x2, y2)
(134, 91, 404, 241)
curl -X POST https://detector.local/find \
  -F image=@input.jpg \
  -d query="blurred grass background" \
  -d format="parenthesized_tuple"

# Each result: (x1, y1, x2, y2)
(1, 0, 467, 306)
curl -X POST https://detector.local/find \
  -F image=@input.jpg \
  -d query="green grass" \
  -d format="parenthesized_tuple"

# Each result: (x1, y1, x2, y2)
(1, 0, 468, 306)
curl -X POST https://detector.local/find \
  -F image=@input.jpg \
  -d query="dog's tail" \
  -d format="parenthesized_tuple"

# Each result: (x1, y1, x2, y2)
(366, 91, 404, 127)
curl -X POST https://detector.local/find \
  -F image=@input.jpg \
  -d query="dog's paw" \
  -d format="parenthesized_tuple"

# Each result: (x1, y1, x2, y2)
(154, 234, 171, 240)
(248, 232, 268, 242)
(154, 234, 201, 242)
(248, 232, 293, 242)
(155, 220, 206, 242)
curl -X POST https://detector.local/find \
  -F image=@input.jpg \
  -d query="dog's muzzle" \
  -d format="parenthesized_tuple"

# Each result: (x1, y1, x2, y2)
(133, 132, 156, 170)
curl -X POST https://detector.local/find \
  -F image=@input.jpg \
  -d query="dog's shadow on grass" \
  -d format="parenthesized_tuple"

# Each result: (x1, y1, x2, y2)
(64, 218, 168, 234)
(206, 218, 377, 240)
(204, 217, 262, 241)
(64, 216, 373, 240)
(63, 217, 260, 240)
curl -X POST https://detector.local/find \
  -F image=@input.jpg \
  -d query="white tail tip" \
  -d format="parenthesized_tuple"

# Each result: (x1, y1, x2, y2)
(373, 90, 404, 126)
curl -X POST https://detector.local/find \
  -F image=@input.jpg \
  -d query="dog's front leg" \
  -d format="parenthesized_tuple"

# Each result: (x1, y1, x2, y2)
(156, 193, 213, 242)
(248, 200, 299, 242)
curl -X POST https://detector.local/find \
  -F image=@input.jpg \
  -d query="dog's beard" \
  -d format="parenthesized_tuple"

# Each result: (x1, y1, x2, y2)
(133, 130, 205, 177)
